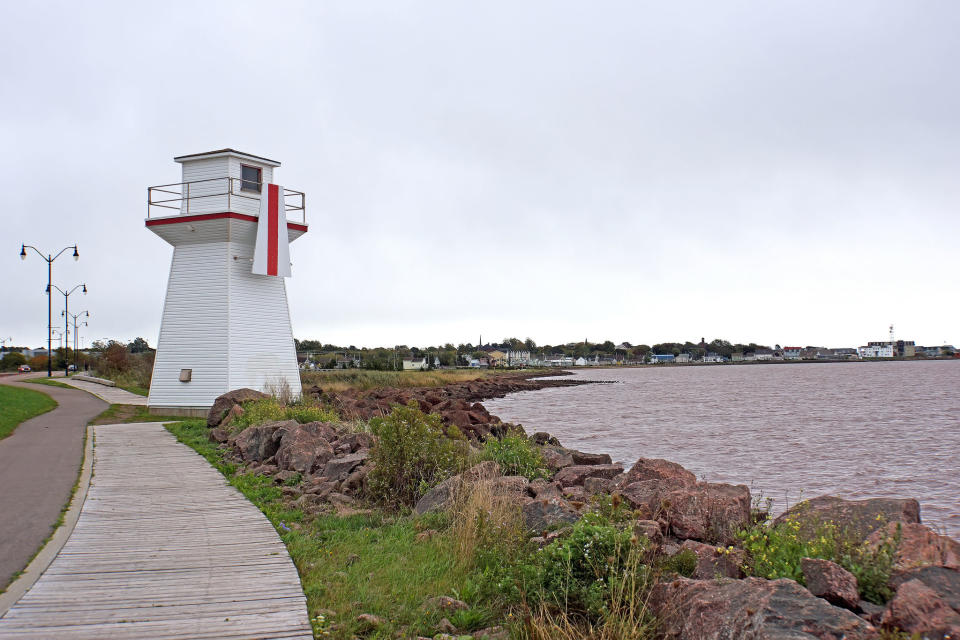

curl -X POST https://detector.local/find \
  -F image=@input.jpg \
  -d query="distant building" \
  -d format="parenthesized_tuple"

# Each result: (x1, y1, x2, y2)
(402, 357, 429, 370)
(783, 347, 802, 360)
(702, 352, 723, 363)
(674, 353, 691, 363)
(574, 356, 587, 366)
(731, 352, 744, 362)
(753, 348, 774, 361)
(651, 354, 675, 363)
(858, 344, 894, 358)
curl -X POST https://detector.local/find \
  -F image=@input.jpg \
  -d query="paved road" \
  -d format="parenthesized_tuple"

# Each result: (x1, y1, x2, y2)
(0, 422, 311, 639)
(0, 375, 107, 588)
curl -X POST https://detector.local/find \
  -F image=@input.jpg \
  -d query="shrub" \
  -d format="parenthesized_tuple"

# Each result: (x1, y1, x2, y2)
(478, 434, 551, 480)
(0, 351, 26, 370)
(233, 398, 338, 429)
(661, 549, 697, 578)
(366, 402, 468, 508)
(449, 476, 526, 569)
(737, 514, 900, 604)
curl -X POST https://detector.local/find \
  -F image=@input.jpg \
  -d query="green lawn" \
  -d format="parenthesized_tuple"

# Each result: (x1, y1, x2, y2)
(0, 384, 58, 440)
(24, 377, 74, 390)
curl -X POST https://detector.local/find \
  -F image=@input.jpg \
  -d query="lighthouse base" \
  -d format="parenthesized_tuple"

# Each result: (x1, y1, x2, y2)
(148, 240, 302, 411)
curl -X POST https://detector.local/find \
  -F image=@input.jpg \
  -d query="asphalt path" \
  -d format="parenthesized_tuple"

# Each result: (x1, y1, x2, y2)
(0, 375, 106, 588)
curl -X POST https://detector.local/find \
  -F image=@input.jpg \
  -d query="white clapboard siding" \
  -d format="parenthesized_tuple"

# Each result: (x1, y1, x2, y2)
(149, 243, 231, 408)
(227, 241, 301, 397)
(179, 157, 230, 214)
(226, 156, 274, 216)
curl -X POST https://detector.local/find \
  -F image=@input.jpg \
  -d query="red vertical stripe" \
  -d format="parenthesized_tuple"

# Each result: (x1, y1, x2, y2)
(267, 184, 279, 276)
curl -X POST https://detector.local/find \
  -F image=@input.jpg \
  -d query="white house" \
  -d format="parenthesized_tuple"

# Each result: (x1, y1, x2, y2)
(146, 149, 307, 415)
(402, 357, 429, 370)
(574, 356, 587, 366)
(858, 344, 894, 358)
(674, 353, 691, 363)
(783, 347, 802, 360)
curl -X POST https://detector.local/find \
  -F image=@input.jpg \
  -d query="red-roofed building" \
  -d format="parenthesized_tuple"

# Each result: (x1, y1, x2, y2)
(783, 346, 802, 359)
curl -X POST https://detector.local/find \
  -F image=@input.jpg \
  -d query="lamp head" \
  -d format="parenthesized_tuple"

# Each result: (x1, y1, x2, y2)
(82, 284, 87, 294)
(20, 245, 26, 261)
(84, 311, 89, 317)
(73, 247, 79, 261)
(44, 284, 50, 295)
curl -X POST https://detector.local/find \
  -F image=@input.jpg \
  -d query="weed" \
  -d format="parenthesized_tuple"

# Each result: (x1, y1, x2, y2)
(477, 434, 551, 480)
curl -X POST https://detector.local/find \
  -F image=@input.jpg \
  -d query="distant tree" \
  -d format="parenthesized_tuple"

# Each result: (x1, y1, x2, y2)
(599, 340, 616, 354)
(524, 337, 537, 351)
(0, 351, 26, 370)
(128, 337, 151, 353)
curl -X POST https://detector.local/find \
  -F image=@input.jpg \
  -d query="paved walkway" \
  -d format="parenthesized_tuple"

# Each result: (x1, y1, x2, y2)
(59, 378, 149, 406)
(0, 422, 312, 639)
(0, 377, 106, 588)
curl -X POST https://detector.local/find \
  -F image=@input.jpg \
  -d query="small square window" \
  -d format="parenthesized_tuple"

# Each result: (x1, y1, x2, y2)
(179, 368, 192, 382)
(241, 165, 261, 193)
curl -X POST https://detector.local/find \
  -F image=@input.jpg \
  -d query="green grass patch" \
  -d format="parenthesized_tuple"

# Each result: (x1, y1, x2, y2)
(0, 384, 58, 440)
(301, 368, 544, 392)
(232, 398, 339, 430)
(24, 377, 74, 390)
(115, 383, 149, 396)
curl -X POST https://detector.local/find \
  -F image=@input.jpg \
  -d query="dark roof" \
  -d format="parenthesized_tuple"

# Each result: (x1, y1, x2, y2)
(173, 148, 281, 165)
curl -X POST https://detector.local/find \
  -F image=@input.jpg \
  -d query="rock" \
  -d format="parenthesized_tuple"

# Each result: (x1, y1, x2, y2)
(540, 447, 574, 471)
(619, 480, 670, 517)
(423, 596, 469, 612)
(882, 578, 960, 636)
(275, 422, 336, 473)
(553, 464, 624, 488)
(436, 617, 457, 634)
(462, 460, 500, 482)
(414, 479, 457, 515)
(341, 464, 371, 496)
(208, 427, 229, 443)
(570, 450, 612, 466)
(866, 522, 960, 571)
(562, 486, 585, 502)
(857, 600, 885, 624)
(529, 478, 561, 499)
(233, 420, 296, 462)
(494, 475, 529, 496)
(624, 458, 697, 486)
(634, 520, 664, 548)
(207, 388, 270, 427)
(522, 498, 581, 533)
(473, 626, 508, 639)
(220, 403, 245, 427)
(327, 492, 356, 507)
(415, 529, 437, 542)
(531, 432, 560, 446)
(889, 566, 960, 612)
(774, 495, 921, 540)
(305, 478, 337, 498)
(801, 557, 859, 610)
(355, 613, 386, 629)
(583, 476, 615, 496)
(651, 577, 877, 639)
(663, 482, 751, 545)
(321, 451, 369, 481)
(274, 469, 300, 485)
(335, 431, 375, 454)
(679, 540, 745, 580)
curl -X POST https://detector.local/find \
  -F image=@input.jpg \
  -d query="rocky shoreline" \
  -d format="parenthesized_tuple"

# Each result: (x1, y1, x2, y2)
(206, 377, 960, 639)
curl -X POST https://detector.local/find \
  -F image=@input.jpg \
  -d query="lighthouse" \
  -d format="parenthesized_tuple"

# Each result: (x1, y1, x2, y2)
(145, 149, 307, 415)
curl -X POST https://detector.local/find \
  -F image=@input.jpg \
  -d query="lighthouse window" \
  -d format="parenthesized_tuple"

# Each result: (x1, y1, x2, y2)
(241, 165, 261, 193)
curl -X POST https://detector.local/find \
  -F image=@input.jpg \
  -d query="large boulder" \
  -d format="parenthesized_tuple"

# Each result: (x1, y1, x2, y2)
(570, 450, 612, 466)
(233, 420, 295, 462)
(412, 462, 503, 515)
(889, 566, 960, 613)
(773, 495, 920, 540)
(882, 577, 960, 637)
(651, 577, 877, 639)
(866, 522, 960, 571)
(553, 464, 624, 488)
(663, 482, 751, 545)
(624, 458, 697, 486)
(274, 422, 337, 473)
(679, 540, 744, 580)
(207, 388, 270, 427)
(522, 498, 581, 534)
(801, 557, 859, 610)
(321, 451, 369, 481)
(540, 447, 575, 471)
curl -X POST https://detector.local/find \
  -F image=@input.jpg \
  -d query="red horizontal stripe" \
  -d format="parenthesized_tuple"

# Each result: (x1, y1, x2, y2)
(145, 211, 308, 232)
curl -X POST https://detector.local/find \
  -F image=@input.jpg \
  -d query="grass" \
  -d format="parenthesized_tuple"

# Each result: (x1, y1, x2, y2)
(24, 377, 74, 390)
(0, 384, 58, 440)
(300, 368, 541, 392)
(164, 418, 490, 639)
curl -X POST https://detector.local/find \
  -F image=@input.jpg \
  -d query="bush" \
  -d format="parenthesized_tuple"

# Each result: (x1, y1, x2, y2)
(0, 351, 27, 370)
(233, 398, 338, 429)
(366, 402, 468, 508)
(478, 434, 551, 480)
(737, 514, 900, 604)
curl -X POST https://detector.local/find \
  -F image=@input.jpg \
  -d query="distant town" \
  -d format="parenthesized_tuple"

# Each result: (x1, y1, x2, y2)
(292, 335, 958, 371)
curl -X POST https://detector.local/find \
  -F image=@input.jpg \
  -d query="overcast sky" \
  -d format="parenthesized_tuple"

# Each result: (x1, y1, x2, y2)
(2, 1, 958, 350)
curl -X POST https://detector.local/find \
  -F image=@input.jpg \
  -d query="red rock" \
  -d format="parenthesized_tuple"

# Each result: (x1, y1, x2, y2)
(634, 520, 664, 548)
(881, 578, 960, 636)
(680, 539, 745, 580)
(529, 478, 561, 499)
(552, 464, 624, 488)
(220, 403, 245, 427)
(801, 557, 859, 610)
(651, 577, 876, 639)
(522, 498, 581, 533)
(571, 450, 613, 465)
(540, 447, 574, 471)
(233, 420, 295, 462)
(619, 479, 671, 518)
(206, 387, 270, 427)
(274, 422, 336, 473)
(663, 482, 751, 545)
(866, 522, 960, 571)
(774, 495, 920, 540)
(624, 458, 697, 486)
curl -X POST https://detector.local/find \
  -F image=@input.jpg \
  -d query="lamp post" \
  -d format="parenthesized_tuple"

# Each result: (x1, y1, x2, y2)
(51, 284, 86, 377)
(64, 310, 89, 372)
(20, 244, 79, 377)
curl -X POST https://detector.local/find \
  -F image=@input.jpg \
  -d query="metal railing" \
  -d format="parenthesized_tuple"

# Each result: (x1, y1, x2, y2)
(147, 177, 306, 224)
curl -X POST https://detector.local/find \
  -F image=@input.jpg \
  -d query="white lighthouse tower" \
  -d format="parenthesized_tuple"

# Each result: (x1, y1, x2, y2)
(146, 149, 307, 415)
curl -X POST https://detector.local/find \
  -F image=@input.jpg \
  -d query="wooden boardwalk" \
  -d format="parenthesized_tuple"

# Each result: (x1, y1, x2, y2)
(0, 422, 312, 639)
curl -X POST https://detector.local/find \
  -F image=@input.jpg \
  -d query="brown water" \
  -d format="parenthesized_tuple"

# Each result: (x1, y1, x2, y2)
(485, 361, 960, 536)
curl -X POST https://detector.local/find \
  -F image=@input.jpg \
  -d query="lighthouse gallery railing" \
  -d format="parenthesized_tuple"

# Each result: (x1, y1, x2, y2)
(147, 177, 306, 224)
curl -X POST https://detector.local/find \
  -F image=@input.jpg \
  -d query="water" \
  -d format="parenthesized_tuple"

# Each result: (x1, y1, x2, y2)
(485, 361, 960, 537)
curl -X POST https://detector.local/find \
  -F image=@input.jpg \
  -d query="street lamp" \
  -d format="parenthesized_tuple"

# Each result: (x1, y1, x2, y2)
(64, 310, 89, 372)
(20, 244, 79, 377)
(51, 283, 87, 377)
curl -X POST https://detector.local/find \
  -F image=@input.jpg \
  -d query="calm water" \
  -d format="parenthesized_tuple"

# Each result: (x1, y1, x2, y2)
(485, 361, 960, 537)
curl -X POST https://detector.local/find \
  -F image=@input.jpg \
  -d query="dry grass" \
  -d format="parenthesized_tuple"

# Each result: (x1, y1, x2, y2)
(300, 368, 535, 392)
(448, 475, 526, 568)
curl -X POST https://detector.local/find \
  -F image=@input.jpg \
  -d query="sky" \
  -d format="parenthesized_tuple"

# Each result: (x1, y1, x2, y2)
(2, 1, 958, 351)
